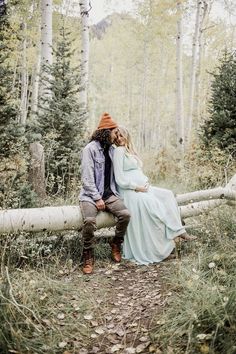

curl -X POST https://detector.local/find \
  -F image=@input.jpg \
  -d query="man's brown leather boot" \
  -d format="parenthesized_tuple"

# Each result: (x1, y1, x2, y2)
(82, 249, 94, 274)
(111, 243, 122, 263)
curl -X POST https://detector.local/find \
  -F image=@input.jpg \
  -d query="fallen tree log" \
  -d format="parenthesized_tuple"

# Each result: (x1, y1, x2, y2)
(0, 174, 235, 235)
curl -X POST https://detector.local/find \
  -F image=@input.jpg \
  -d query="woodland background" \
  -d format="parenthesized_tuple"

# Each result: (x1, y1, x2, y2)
(0, 0, 236, 353)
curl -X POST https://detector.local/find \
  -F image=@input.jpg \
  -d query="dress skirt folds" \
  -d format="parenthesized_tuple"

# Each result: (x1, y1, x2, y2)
(113, 146, 185, 265)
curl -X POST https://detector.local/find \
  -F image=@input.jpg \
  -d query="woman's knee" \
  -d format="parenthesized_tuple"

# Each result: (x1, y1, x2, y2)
(164, 189, 175, 199)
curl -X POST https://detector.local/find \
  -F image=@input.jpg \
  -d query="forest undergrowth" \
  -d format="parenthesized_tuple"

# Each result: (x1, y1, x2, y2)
(0, 210, 235, 354)
(0, 166, 235, 354)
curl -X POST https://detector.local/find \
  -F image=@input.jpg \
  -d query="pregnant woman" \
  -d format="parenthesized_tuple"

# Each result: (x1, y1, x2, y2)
(113, 126, 195, 265)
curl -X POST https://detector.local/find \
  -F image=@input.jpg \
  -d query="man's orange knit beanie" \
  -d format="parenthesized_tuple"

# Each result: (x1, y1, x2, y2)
(97, 112, 118, 130)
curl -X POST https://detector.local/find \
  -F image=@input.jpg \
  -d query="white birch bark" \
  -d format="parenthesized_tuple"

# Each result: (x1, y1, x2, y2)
(31, 25, 41, 115)
(176, 1, 185, 154)
(0, 206, 114, 234)
(179, 173, 236, 217)
(138, 40, 148, 151)
(186, 0, 201, 145)
(177, 187, 236, 205)
(11, 55, 19, 95)
(194, 0, 210, 127)
(152, 75, 161, 149)
(152, 43, 163, 150)
(19, 22, 28, 126)
(179, 199, 233, 218)
(40, 0, 53, 97)
(128, 66, 133, 126)
(0, 174, 235, 235)
(79, 0, 90, 119)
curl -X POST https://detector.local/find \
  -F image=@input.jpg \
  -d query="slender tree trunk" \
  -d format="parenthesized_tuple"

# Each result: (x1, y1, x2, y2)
(176, 2, 185, 155)
(11, 55, 19, 95)
(186, 0, 201, 145)
(79, 0, 90, 121)
(128, 64, 133, 124)
(31, 25, 41, 115)
(32, 1, 52, 197)
(139, 40, 148, 151)
(19, 22, 28, 126)
(152, 42, 163, 150)
(194, 0, 210, 127)
(40, 0, 53, 97)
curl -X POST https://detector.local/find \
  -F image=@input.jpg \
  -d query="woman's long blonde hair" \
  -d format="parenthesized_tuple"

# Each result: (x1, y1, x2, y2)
(117, 126, 139, 156)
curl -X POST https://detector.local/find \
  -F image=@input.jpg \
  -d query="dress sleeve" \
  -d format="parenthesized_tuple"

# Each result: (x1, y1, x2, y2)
(113, 147, 138, 190)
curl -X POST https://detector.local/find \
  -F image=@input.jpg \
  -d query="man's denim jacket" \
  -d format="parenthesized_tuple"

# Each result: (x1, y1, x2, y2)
(79, 140, 119, 204)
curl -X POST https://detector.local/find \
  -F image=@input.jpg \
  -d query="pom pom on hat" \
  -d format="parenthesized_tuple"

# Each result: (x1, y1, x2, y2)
(97, 112, 118, 130)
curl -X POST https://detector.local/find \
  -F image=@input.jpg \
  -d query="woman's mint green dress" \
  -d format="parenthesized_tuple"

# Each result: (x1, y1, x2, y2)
(113, 146, 185, 265)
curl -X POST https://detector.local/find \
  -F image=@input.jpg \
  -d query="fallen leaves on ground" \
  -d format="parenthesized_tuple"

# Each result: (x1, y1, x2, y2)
(71, 261, 174, 353)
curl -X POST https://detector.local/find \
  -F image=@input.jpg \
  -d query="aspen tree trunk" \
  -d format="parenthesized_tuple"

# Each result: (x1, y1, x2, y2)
(194, 0, 209, 126)
(186, 0, 201, 146)
(152, 44, 163, 150)
(128, 66, 133, 125)
(19, 22, 28, 126)
(12, 55, 19, 95)
(31, 1, 52, 198)
(79, 0, 90, 120)
(124, 62, 129, 125)
(223, 1, 236, 49)
(40, 0, 53, 97)
(31, 26, 41, 115)
(0, 174, 235, 235)
(194, 0, 212, 129)
(138, 40, 148, 151)
(176, 1, 185, 155)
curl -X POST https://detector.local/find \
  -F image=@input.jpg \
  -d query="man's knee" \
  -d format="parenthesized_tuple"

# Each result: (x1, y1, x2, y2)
(83, 217, 97, 233)
(117, 209, 131, 223)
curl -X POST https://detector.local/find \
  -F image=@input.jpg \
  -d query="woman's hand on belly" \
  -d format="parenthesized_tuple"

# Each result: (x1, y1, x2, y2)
(135, 183, 149, 193)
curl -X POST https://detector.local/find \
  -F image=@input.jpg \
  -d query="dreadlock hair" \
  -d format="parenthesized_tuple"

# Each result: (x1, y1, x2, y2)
(90, 129, 112, 145)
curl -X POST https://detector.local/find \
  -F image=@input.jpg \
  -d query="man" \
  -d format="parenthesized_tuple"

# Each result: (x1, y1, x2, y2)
(79, 112, 131, 274)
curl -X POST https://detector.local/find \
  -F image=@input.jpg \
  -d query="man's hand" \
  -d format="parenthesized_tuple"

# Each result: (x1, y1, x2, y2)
(95, 199, 106, 211)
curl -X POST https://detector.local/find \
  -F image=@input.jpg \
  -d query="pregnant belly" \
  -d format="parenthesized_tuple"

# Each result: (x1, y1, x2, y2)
(126, 170, 148, 186)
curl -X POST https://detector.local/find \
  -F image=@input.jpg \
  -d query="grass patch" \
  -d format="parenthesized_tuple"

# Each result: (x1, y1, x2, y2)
(0, 229, 113, 270)
(151, 208, 236, 354)
(0, 229, 114, 353)
(0, 263, 109, 354)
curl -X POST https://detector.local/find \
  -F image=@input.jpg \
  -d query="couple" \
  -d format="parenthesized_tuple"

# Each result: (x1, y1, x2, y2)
(79, 113, 194, 274)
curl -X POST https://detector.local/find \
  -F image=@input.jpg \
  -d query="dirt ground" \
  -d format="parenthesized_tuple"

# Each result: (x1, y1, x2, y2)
(65, 259, 176, 354)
